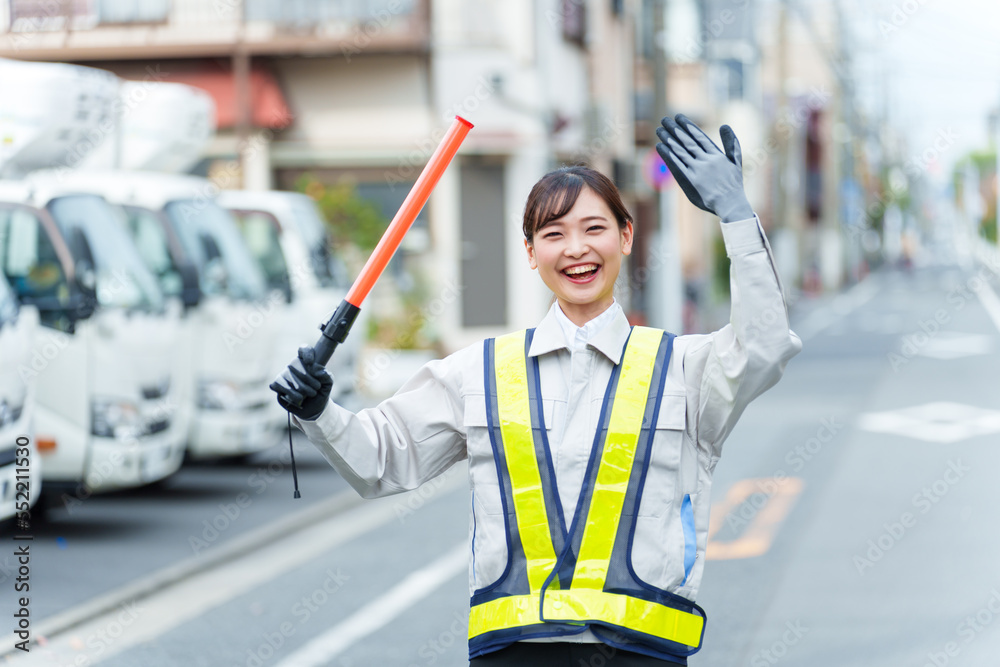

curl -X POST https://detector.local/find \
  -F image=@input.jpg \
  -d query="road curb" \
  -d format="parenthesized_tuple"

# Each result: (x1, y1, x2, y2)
(1, 487, 366, 657)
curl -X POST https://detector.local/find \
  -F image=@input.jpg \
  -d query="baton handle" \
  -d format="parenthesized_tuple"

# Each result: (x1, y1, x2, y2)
(314, 299, 360, 366)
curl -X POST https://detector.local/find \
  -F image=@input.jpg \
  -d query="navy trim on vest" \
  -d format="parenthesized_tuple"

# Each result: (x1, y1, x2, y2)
(471, 328, 707, 662)
(525, 335, 568, 556)
(476, 336, 515, 597)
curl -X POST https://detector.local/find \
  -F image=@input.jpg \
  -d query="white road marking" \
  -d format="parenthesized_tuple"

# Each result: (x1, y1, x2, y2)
(4, 466, 467, 667)
(274, 543, 468, 667)
(858, 402, 1000, 443)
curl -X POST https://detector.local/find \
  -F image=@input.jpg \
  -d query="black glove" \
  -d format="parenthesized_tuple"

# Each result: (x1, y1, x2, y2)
(655, 113, 754, 223)
(269, 346, 333, 421)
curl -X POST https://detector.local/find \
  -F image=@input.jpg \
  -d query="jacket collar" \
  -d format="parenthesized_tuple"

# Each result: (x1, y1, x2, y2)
(528, 301, 631, 365)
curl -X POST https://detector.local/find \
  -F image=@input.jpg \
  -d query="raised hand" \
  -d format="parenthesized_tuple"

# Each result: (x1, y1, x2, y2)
(655, 113, 754, 223)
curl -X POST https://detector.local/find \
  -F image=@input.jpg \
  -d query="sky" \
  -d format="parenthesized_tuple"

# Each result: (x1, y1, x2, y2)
(847, 0, 1000, 179)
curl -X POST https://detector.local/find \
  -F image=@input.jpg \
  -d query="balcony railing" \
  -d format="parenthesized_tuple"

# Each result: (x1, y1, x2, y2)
(0, 0, 428, 59)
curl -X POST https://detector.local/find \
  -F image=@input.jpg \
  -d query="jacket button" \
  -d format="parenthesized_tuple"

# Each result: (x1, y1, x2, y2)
(553, 601, 563, 610)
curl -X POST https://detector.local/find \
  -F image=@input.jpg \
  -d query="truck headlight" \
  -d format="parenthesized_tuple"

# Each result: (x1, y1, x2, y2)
(0, 398, 24, 429)
(197, 380, 242, 411)
(91, 399, 143, 439)
(196, 379, 268, 411)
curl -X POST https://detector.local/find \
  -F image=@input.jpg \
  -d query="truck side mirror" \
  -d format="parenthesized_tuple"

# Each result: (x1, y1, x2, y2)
(178, 261, 201, 308)
(68, 227, 98, 321)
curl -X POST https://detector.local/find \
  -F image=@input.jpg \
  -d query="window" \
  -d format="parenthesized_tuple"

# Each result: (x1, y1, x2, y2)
(561, 0, 587, 45)
(0, 205, 72, 330)
(121, 206, 184, 298)
(47, 195, 165, 312)
(231, 210, 291, 298)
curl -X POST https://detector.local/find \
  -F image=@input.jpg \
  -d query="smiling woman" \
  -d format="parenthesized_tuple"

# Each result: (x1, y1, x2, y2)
(279, 116, 801, 666)
(522, 167, 633, 326)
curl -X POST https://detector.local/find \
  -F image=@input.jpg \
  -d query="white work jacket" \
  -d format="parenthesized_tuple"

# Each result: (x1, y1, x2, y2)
(294, 215, 801, 632)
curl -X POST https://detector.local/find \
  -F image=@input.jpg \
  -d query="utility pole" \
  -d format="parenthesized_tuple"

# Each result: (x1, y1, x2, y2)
(774, 0, 789, 234)
(234, 0, 251, 189)
(649, 0, 683, 333)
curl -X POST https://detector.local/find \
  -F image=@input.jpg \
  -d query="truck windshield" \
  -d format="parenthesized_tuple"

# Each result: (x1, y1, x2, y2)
(0, 273, 17, 327)
(287, 195, 349, 289)
(118, 205, 185, 299)
(47, 195, 165, 313)
(164, 199, 267, 301)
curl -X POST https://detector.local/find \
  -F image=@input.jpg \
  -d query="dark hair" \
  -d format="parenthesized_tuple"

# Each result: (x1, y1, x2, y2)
(522, 166, 632, 242)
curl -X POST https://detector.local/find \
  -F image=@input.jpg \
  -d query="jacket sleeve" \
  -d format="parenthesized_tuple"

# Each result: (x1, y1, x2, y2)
(291, 348, 470, 498)
(682, 215, 802, 461)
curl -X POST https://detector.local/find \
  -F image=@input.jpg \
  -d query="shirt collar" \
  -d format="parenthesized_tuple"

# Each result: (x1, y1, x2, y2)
(528, 300, 632, 364)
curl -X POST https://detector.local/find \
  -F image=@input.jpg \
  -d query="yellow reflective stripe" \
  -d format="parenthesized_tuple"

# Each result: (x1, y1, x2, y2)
(494, 331, 557, 592)
(468, 593, 540, 638)
(469, 590, 703, 648)
(572, 326, 662, 590)
(543, 589, 703, 647)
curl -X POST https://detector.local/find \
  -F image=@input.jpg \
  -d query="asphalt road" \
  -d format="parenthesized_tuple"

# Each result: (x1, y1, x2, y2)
(5, 258, 1000, 667)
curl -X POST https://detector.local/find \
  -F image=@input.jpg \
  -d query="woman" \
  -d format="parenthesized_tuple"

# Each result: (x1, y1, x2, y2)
(273, 115, 801, 666)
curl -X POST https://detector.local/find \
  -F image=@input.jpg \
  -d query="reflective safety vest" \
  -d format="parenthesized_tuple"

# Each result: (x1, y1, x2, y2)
(469, 326, 707, 663)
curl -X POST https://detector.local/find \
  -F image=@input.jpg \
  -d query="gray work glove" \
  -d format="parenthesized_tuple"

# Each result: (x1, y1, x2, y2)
(270, 346, 333, 421)
(655, 113, 754, 223)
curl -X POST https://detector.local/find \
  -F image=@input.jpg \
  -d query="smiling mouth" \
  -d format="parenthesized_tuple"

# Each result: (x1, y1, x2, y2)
(562, 264, 600, 282)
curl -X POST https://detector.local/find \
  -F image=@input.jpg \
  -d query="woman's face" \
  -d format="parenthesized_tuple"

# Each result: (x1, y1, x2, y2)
(525, 185, 632, 321)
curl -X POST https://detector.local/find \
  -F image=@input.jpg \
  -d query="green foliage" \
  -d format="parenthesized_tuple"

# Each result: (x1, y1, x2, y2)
(295, 174, 387, 251)
(981, 212, 998, 244)
(364, 269, 436, 350)
(964, 149, 997, 174)
(712, 233, 731, 298)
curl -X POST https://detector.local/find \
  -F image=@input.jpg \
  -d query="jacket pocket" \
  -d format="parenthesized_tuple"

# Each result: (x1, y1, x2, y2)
(464, 394, 503, 516)
(634, 394, 686, 519)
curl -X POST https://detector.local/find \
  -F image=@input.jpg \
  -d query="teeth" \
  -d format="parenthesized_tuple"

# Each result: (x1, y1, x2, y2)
(564, 264, 598, 275)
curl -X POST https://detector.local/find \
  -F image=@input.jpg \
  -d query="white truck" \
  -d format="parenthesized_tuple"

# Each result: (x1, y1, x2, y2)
(57, 170, 282, 459)
(218, 190, 361, 405)
(0, 59, 187, 499)
(71, 79, 290, 449)
(0, 272, 39, 523)
(0, 179, 187, 496)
